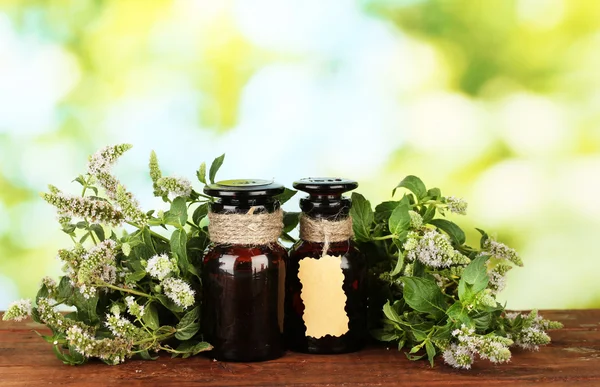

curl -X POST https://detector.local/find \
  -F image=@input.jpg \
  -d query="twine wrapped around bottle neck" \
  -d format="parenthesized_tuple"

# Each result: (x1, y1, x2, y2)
(208, 208, 284, 245)
(299, 214, 353, 256)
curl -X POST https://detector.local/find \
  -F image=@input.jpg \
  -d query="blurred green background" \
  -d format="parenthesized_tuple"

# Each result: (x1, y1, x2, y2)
(1, 0, 599, 310)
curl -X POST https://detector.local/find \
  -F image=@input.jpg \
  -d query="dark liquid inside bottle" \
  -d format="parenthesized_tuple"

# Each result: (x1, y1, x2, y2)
(202, 243, 286, 361)
(285, 239, 367, 353)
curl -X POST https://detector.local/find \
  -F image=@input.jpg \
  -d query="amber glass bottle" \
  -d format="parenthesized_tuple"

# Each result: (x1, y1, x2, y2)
(201, 179, 287, 362)
(285, 178, 367, 354)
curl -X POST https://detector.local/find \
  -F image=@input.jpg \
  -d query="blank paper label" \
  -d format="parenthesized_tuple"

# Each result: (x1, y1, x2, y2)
(298, 255, 349, 338)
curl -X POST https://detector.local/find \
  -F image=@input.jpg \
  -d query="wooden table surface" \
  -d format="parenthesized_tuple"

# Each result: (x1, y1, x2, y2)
(1, 310, 599, 386)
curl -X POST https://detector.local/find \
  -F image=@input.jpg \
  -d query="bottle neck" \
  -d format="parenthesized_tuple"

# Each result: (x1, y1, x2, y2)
(210, 197, 280, 215)
(299, 196, 351, 220)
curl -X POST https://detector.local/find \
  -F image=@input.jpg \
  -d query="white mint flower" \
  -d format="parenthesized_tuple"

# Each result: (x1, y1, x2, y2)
(473, 289, 497, 308)
(484, 238, 523, 266)
(36, 297, 84, 331)
(105, 312, 140, 339)
(156, 176, 193, 199)
(149, 150, 162, 196)
(66, 325, 132, 365)
(42, 191, 124, 227)
(96, 172, 120, 201)
(487, 261, 513, 295)
(110, 304, 121, 316)
(88, 144, 133, 175)
(443, 324, 512, 369)
(445, 196, 468, 215)
(2, 299, 32, 322)
(41, 277, 58, 298)
(505, 310, 562, 350)
(161, 278, 195, 308)
(41, 276, 57, 289)
(76, 240, 118, 293)
(87, 144, 132, 200)
(115, 185, 148, 226)
(404, 229, 466, 268)
(125, 296, 145, 319)
(408, 210, 423, 229)
(146, 254, 175, 280)
(443, 343, 474, 369)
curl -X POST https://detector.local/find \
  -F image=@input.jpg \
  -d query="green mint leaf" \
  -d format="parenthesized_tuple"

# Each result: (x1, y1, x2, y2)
(472, 311, 492, 330)
(462, 255, 489, 293)
(79, 233, 89, 244)
(125, 269, 146, 283)
(208, 154, 225, 184)
(393, 175, 427, 200)
(349, 192, 374, 242)
(426, 187, 442, 200)
(134, 228, 157, 258)
(476, 228, 489, 248)
(156, 294, 185, 313)
(73, 175, 86, 187)
(164, 197, 188, 228)
(374, 201, 400, 223)
(422, 205, 436, 223)
(175, 306, 200, 340)
(383, 300, 402, 324)
(371, 329, 399, 342)
(192, 203, 209, 226)
(425, 340, 436, 367)
(190, 341, 213, 355)
(142, 303, 160, 331)
(429, 218, 466, 245)
(431, 323, 452, 341)
(138, 350, 159, 360)
(389, 202, 410, 235)
(68, 345, 86, 364)
(280, 232, 297, 243)
(121, 242, 132, 256)
(36, 284, 49, 302)
(457, 281, 474, 303)
(89, 224, 105, 242)
(389, 251, 405, 277)
(446, 302, 473, 326)
(412, 260, 426, 278)
(197, 162, 207, 184)
(186, 234, 209, 255)
(74, 293, 99, 325)
(57, 276, 74, 301)
(401, 277, 448, 320)
(283, 211, 300, 233)
(406, 352, 426, 361)
(170, 229, 189, 273)
(458, 256, 490, 302)
(174, 340, 213, 358)
(275, 188, 297, 205)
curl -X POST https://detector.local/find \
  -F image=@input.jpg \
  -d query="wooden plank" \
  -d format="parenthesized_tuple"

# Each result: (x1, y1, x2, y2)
(0, 310, 599, 386)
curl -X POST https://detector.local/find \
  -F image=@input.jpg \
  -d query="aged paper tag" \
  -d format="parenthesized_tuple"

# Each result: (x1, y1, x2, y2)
(298, 255, 349, 338)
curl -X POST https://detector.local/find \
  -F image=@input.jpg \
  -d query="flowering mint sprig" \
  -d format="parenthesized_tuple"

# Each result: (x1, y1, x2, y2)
(2, 299, 32, 322)
(145, 254, 176, 281)
(352, 175, 562, 369)
(42, 189, 123, 227)
(3, 144, 220, 365)
(161, 278, 195, 309)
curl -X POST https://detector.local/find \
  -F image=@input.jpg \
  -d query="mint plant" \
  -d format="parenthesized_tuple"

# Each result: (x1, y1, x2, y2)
(4, 144, 222, 364)
(2, 147, 561, 369)
(350, 176, 563, 369)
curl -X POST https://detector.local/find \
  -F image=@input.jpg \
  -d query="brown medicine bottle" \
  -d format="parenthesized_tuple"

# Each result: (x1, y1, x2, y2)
(201, 179, 287, 361)
(285, 178, 367, 354)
